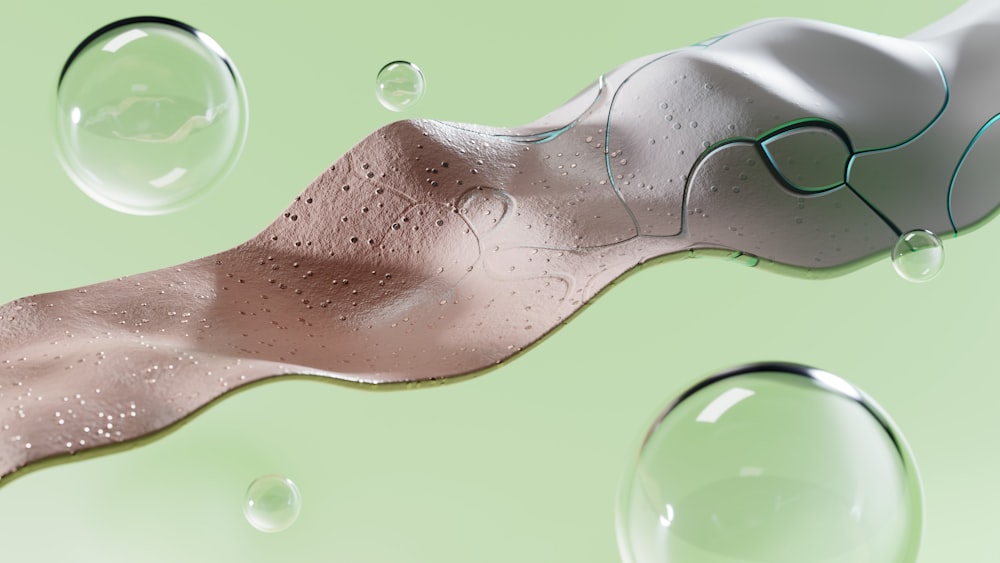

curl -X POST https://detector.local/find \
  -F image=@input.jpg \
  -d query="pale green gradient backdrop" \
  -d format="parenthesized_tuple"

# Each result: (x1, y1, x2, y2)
(0, 1, 989, 561)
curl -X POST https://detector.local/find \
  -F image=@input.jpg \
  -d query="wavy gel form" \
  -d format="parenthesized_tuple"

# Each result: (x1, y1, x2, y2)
(2, 2, 1000, 482)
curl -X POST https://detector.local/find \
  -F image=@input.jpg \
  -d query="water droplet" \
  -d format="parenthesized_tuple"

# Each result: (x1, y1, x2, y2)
(892, 229, 943, 282)
(55, 17, 248, 215)
(375, 60, 425, 112)
(617, 363, 922, 563)
(243, 475, 301, 533)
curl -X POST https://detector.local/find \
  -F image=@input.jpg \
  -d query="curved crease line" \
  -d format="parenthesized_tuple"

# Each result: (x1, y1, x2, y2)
(946, 112, 1000, 235)
(850, 45, 950, 157)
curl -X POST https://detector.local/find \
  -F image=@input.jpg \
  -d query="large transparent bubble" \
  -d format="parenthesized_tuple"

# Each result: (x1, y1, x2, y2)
(617, 363, 923, 563)
(55, 17, 248, 215)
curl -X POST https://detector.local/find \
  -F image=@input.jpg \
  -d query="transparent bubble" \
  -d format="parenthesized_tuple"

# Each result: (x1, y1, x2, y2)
(617, 363, 922, 563)
(243, 475, 301, 533)
(55, 17, 248, 215)
(375, 61, 425, 112)
(892, 229, 944, 282)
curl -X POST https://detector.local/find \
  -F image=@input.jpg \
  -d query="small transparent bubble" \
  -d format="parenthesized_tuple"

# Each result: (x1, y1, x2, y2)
(243, 475, 301, 533)
(55, 17, 249, 215)
(375, 61, 425, 112)
(892, 229, 943, 282)
(617, 363, 922, 563)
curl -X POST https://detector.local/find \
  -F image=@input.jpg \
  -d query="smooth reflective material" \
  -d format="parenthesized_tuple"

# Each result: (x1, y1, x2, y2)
(375, 61, 425, 112)
(243, 475, 301, 533)
(616, 363, 923, 563)
(55, 17, 248, 215)
(892, 229, 944, 282)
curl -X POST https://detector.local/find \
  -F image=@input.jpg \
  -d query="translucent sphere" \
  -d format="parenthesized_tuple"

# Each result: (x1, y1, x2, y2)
(243, 475, 301, 533)
(892, 229, 944, 282)
(617, 363, 922, 563)
(375, 61, 425, 112)
(55, 17, 248, 215)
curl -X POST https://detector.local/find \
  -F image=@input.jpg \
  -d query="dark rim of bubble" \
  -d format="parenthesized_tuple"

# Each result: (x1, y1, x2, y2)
(57, 16, 240, 90)
(640, 361, 912, 463)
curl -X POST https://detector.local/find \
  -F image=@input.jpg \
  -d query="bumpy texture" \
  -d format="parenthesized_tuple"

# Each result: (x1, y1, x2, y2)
(3, 13, 1000, 482)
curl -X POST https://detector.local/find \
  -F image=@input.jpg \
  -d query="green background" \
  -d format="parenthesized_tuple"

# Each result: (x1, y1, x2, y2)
(0, 0, 988, 561)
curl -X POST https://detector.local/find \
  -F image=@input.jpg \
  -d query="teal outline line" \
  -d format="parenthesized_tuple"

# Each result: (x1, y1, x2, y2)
(838, 45, 949, 235)
(946, 112, 1000, 235)
(759, 122, 852, 193)
(849, 45, 950, 157)
(599, 19, 779, 234)
(600, 25, 950, 243)
(843, 48, 949, 180)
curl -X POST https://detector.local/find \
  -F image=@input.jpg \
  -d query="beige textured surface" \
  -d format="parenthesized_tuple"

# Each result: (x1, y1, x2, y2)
(1, 15, 982, 484)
